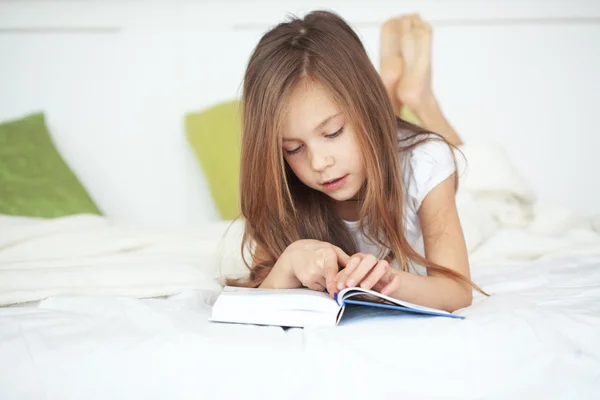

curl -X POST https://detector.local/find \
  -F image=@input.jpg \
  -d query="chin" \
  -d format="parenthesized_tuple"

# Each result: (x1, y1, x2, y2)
(326, 188, 359, 202)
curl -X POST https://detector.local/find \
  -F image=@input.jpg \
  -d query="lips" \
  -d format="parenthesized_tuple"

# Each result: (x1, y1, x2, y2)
(321, 174, 348, 191)
(322, 177, 343, 185)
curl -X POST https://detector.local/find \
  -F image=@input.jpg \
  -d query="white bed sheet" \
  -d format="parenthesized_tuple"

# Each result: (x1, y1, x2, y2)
(1, 140, 599, 399)
(1, 252, 599, 400)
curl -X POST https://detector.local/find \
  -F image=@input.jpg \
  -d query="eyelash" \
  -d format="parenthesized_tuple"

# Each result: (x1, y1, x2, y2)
(325, 127, 344, 139)
(285, 127, 345, 155)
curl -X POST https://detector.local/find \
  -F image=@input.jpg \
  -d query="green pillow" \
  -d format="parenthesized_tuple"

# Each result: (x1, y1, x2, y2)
(185, 101, 241, 220)
(400, 106, 420, 126)
(0, 112, 101, 218)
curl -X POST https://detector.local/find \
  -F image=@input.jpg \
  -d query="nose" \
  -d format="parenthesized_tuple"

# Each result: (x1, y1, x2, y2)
(310, 148, 334, 172)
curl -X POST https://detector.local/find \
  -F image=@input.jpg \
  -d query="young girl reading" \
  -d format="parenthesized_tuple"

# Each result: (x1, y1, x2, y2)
(229, 11, 485, 312)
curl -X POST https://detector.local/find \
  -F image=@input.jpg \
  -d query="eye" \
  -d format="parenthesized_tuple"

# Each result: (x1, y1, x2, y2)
(325, 126, 344, 138)
(285, 144, 303, 155)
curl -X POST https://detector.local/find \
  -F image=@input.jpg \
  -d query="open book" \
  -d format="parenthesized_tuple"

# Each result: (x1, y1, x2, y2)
(210, 286, 465, 328)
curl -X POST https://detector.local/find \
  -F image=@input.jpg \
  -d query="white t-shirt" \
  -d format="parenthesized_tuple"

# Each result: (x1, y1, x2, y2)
(343, 135, 456, 271)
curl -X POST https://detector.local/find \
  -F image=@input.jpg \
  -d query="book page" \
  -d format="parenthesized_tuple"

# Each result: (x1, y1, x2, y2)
(211, 286, 343, 328)
(218, 286, 340, 314)
(338, 287, 452, 315)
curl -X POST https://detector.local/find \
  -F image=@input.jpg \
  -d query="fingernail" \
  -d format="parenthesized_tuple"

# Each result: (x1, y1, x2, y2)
(337, 281, 345, 290)
(360, 281, 369, 288)
(346, 279, 355, 287)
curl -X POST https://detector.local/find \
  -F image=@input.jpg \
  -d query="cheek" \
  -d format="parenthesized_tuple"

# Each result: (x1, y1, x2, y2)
(340, 132, 364, 170)
(286, 157, 309, 181)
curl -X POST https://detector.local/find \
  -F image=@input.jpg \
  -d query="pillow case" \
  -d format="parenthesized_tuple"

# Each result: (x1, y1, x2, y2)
(0, 112, 101, 218)
(185, 101, 241, 220)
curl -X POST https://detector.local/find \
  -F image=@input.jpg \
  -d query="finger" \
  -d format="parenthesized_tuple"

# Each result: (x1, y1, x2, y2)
(346, 254, 378, 288)
(381, 274, 402, 296)
(371, 271, 390, 291)
(316, 275, 326, 289)
(372, 270, 395, 293)
(324, 250, 343, 297)
(335, 254, 363, 290)
(307, 282, 325, 292)
(331, 245, 351, 267)
(298, 267, 325, 289)
(372, 281, 385, 292)
(359, 260, 390, 290)
(333, 269, 346, 289)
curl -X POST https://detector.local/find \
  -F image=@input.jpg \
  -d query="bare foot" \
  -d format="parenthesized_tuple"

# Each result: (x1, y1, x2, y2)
(379, 18, 405, 116)
(380, 15, 463, 145)
(395, 14, 434, 111)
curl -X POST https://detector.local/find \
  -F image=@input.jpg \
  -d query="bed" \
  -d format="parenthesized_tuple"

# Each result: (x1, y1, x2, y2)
(1, 2, 600, 398)
(1, 142, 599, 399)
(0, 230, 599, 399)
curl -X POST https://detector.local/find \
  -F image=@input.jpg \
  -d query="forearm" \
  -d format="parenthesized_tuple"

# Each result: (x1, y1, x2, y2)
(411, 95, 463, 146)
(392, 270, 472, 312)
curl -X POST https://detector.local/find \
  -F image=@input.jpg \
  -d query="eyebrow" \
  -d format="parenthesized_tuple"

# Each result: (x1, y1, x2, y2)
(282, 112, 342, 142)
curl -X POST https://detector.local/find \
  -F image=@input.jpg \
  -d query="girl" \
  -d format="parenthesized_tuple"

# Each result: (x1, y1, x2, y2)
(230, 10, 485, 312)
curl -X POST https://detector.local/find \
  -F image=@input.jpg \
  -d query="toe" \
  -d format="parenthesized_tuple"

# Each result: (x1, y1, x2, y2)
(423, 18, 432, 33)
(381, 18, 397, 36)
(414, 14, 432, 33)
(410, 14, 420, 26)
(399, 15, 412, 34)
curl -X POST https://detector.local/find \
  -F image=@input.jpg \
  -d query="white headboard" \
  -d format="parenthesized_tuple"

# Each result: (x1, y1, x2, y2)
(1, 0, 599, 226)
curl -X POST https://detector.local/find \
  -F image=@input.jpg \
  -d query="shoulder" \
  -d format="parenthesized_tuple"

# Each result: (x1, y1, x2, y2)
(400, 132, 456, 212)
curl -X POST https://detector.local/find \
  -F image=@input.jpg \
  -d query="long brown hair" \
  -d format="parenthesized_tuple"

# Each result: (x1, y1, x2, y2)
(230, 10, 484, 294)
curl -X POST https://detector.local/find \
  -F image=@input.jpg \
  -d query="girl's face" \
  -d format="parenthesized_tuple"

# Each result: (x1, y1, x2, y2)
(282, 81, 366, 203)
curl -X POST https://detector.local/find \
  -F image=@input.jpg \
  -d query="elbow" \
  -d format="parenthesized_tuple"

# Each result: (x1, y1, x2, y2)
(446, 285, 473, 313)
(461, 289, 473, 308)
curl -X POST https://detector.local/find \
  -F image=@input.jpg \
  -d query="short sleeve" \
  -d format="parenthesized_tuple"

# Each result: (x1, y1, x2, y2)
(404, 136, 456, 212)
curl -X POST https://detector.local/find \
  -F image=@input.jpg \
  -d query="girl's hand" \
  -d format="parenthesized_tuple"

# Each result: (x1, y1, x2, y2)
(333, 253, 391, 292)
(371, 268, 404, 297)
(278, 239, 351, 296)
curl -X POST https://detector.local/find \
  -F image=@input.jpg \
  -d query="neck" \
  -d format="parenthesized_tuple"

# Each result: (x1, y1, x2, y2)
(335, 184, 366, 221)
(335, 200, 360, 222)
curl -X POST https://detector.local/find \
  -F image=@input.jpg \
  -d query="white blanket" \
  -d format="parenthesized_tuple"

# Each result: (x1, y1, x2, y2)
(453, 142, 600, 264)
(0, 142, 599, 306)
(1, 253, 599, 399)
(0, 216, 234, 305)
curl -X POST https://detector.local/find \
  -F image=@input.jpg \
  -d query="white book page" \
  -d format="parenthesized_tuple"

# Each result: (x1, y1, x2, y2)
(216, 286, 341, 315)
(211, 307, 337, 328)
(338, 287, 452, 315)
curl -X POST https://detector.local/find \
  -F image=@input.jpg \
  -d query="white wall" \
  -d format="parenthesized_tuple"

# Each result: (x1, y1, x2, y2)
(1, 0, 599, 226)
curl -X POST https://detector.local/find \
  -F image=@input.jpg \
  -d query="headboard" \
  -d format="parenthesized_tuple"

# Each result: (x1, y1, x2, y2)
(1, 0, 599, 226)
